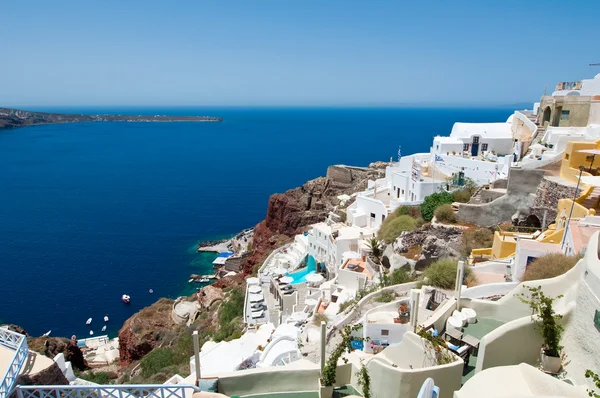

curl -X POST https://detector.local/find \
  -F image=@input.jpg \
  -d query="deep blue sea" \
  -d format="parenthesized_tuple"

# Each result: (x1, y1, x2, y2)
(0, 107, 513, 338)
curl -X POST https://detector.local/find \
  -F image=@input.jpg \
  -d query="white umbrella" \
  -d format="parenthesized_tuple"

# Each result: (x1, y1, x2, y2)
(305, 298, 318, 306)
(272, 267, 288, 275)
(305, 273, 324, 284)
(248, 285, 262, 294)
(249, 293, 264, 303)
(280, 276, 294, 284)
(246, 277, 260, 285)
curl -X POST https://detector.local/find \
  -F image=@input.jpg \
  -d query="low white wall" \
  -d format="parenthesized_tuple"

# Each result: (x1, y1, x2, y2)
(460, 282, 519, 300)
(366, 333, 463, 398)
(217, 366, 320, 396)
(460, 258, 585, 323)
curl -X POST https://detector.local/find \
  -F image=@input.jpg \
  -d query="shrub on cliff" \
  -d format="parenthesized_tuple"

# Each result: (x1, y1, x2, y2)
(213, 287, 245, 342)
(422, 258, 476, 289)
(378, 215, 416, 243)
(460, 228, 494, 257)
(389, 266, 415, 285)
(396, 206, 422, 219)
(420, 191, 453, 222)
(434, 204, 456, 224)
(522, 253, 580, 282)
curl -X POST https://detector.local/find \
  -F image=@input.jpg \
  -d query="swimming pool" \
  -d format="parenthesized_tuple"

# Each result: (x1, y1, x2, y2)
(288, 255, 317, 284)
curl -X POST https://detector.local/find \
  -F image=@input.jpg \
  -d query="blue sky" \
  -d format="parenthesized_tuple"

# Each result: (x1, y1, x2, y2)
(2, 0, 600, 107)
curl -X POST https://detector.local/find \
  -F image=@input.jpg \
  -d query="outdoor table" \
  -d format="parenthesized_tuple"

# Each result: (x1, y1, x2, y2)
(445, 328, 463, 344)
(462, 334, 480, 355)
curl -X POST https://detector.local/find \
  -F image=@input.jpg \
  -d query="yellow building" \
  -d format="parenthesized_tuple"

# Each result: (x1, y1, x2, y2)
(471, 139, 600, 262)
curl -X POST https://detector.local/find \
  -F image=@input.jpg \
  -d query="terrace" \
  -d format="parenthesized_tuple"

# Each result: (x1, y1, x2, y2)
(340, 258, 372, 279)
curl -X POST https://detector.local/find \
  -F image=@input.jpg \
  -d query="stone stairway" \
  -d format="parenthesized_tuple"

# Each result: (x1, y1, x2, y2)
(467, 186, 486, 204)
(581, 186, 600, 209)
(296, 284, 308, 309)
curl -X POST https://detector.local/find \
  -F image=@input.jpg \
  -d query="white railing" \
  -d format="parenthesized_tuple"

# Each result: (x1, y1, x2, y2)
(15, 384, 200, 398)
(0, 328, 29, 397)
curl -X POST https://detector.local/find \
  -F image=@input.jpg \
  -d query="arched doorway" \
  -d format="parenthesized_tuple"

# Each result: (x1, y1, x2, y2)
(523, 214, 541, 229)
(542, 106, 552, 126)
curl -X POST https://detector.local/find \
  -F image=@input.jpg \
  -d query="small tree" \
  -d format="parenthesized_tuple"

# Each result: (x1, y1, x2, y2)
(366, 237, 383, 259)
(422, 259, 476, 289)
(516, 286, 564, 358)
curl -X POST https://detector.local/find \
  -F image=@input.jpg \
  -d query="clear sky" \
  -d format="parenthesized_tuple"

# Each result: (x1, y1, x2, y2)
(2, 0, 600, 107)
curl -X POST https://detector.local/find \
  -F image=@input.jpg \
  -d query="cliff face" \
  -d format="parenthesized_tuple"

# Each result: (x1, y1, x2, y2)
(242, 164, 386, 274)
(28, 337, 88, 371)
(17, 362, 69, 386)
(118, 298, 177, 363)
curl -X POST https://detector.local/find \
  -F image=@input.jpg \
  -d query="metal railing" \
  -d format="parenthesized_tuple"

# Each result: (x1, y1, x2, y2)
(0, 328, 29, 397)
(15, 384, 201, 398)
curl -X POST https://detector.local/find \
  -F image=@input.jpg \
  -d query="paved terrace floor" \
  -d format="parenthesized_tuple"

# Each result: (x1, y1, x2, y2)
(460, 317, 505, 384)
(0, 344, 55, 382)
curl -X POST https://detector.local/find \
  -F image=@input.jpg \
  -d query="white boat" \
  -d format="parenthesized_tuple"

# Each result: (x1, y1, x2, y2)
(122, 294, 131, 303)
(104, 316, 109, 322)
(89, 330, 94, 336)
(86, 318, 92, 325)
(188, 278, 194, 283)
(199, 278, 210, 283)
(42, 330, 51, 337)
(101, 326, 106, 332)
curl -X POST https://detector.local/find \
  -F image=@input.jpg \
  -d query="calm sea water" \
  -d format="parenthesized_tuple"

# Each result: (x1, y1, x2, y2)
(0, 107, 513, 338)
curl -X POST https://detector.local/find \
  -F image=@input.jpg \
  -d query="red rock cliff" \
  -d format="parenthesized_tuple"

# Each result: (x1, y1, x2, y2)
(242, 164, 385, 274)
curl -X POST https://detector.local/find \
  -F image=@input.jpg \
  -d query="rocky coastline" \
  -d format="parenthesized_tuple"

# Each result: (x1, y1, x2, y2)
(0, 107, 223, 130)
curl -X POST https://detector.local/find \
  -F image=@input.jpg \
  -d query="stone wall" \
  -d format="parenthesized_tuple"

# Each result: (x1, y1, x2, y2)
(458, 168, 547, 227)
(458, 194, 535, 227)
(529, 176, 578, 225)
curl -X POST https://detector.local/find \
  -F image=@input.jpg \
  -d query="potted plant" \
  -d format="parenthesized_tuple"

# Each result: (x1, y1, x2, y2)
(398, 302, 410, 324)
(516, 286, 564, 374)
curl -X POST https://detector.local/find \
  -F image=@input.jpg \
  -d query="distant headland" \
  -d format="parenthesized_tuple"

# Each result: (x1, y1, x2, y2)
(0, 107, 223, 129)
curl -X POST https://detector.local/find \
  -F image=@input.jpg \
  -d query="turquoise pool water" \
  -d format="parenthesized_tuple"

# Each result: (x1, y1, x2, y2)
(289, 255, 317, 284)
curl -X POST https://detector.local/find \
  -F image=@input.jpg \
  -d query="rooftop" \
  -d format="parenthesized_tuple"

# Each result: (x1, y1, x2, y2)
(340, 258, 372, 279)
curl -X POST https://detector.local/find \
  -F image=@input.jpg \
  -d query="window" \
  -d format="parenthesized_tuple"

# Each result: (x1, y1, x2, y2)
(565, 153, 570, 160)
(482, 143, 488, 151)
(381, 329, 389, 336)
(463, 143, 469, 151)
(382, 215, 385, 223)
(401, 189, 404, 195)
(370, 212, 375, 219)
(472, 136, 480, 144)
(561, 110, 570, 120)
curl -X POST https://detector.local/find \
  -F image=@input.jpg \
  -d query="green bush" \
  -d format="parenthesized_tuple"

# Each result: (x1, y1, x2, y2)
(378, 215, 416, 243)
(452, 189, 472, 203)
(434, 204, 456, 224)
(414, 217, 425, 228)
(79, 371, 117, 384)
(374, 290, 395, 302)
(420, 191, 454, 222)
(422, 259, 476, 289)
(213, 287, 245, 342)
(522, 253, 580, 282)
(389, 266, 414, 285)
